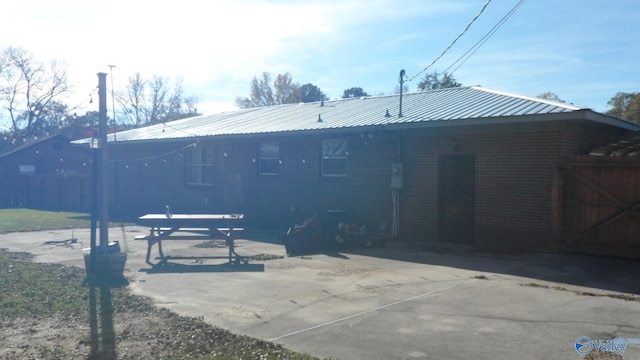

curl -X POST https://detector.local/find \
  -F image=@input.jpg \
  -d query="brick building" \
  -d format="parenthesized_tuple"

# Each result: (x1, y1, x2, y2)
(74, 86, 638, 250)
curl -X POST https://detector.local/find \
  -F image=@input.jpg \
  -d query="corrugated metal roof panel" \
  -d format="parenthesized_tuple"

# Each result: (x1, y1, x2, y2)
(74, 86, 633, 144)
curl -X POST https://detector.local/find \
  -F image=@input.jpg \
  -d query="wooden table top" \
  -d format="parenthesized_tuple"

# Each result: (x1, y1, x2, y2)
(139, 213, 244, 221)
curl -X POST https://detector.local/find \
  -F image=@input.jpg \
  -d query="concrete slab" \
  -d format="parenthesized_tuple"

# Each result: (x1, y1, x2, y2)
(1, 226, 639, 360)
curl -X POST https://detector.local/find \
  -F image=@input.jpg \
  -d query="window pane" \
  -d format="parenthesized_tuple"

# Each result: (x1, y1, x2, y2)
(185, 145, 214, 185)
(259, 143, 279, 158)
(202, 147, 215, 164)
(323, 139, 346, 158)
(260, 159, 279, 175)
(186, 165, 200, 184)
(186, 147, 201, 164)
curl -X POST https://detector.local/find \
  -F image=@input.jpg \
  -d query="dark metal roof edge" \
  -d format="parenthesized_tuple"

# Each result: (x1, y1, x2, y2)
(0, 133, 71, 159)
(580, 110, 640, 131)
(382, 110, 640, 132)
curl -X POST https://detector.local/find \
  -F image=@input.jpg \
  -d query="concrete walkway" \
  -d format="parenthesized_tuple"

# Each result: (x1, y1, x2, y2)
(1, 226, 639, 360)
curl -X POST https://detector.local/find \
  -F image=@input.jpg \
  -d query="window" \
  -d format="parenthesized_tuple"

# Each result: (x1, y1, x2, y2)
(321, 139, 347, 177)
(19, 165, 36, 175)
(186, 145, 214, 185)
(259, 142, 279, 175)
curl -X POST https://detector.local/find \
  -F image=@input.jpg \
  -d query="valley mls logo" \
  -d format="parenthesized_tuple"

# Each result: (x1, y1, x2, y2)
(575, 336, 640, 356)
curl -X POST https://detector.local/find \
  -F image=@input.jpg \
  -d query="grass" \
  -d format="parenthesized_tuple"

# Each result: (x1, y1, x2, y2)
(0, 250, 88, 319)
(0, 248, 320, 359)
(0, 208, 134, 233)
(0, 208, 92, 233)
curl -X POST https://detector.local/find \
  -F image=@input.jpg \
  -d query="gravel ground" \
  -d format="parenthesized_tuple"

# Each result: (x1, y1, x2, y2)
(0, 250, 317, 360)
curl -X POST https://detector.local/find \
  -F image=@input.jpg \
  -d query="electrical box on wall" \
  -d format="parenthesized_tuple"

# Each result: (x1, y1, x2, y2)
(391, 162, 403, 189)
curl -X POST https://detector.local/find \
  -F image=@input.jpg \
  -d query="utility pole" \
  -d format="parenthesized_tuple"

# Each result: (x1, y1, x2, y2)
(97, 72, 109, 252)
(398, 69, 407, 118)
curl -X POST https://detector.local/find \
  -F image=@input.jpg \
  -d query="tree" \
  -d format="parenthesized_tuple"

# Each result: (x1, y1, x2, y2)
(416, 71, 461, 91)
(606, 92, 640, 124)
(117, 72, 199, 127)
(300, 83, 327, 102)
(537, 92, 565, 103)
(60, 111, 100, 140)
(235, 72, 324, 108)
(0, 47, 71, 136)
(342, 87, 368, 99)
(235, 72, 275, 108)
(274, 73, 300, 104)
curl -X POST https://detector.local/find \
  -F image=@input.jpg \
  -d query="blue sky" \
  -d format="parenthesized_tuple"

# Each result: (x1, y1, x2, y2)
(2, 0, 639, 126)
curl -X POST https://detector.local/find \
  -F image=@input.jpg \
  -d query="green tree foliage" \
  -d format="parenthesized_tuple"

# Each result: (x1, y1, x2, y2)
(235, 72, 325, 108)
(416, 71, 461, 91)
(606, 92, 640, 124)
(0, 47, 71, 136)
(342, 87, 368, 99)
(60, 111, 100, 140)
(300, 83, 327, 103)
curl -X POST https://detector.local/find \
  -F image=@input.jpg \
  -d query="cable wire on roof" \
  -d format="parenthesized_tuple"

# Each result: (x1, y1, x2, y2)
(407, 0, 492, 82)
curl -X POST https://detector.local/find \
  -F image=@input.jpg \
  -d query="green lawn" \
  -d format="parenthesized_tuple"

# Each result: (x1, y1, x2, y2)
(0, 208, 92, 233)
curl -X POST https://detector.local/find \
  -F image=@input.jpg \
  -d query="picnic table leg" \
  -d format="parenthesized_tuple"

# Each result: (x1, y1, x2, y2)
(145, 240, 153, 265)
(157, 239, 165, 260)
(145, 227, 167, 266)
(145, 237, 160, 266)
(227, 226, 244, 264)
(145, 228, 155, 265)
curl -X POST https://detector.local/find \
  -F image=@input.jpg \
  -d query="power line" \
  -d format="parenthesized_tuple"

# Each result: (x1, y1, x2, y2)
(67, 86, 98, 115)
(445, 0, 527, 75)
(407, 0, 493, 82)
(110, 140, 200, 163)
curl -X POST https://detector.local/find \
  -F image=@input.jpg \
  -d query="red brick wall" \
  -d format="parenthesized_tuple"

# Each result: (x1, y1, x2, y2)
(110, 122, 627, 249)
(397, 122, 625, 249)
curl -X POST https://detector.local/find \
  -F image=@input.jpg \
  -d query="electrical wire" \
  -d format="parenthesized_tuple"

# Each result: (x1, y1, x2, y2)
(445, 0, 527, 75)
(67, 86, 98, 115)
(407, 0, 493, 82)
(109, 140, 200, 163)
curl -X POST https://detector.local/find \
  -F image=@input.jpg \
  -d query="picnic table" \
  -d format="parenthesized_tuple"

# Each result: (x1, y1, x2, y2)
(135, 213, 244, 265)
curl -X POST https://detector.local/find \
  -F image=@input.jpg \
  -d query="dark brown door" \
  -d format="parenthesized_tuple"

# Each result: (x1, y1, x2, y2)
(439, 155, 475, 244)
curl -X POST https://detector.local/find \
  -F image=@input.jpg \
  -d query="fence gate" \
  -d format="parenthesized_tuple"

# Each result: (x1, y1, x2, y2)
(558, 157, 640, 258)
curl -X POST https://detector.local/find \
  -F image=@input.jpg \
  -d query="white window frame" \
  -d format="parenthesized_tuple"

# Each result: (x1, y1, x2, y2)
(259, 142, 280, 175)
(185, 145, 214, 186)
(321, 139, 347, 177)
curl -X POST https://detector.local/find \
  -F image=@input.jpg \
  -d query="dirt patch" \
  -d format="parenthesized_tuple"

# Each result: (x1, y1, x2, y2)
(1, 303, 313, 359)
(0, 248, 317, 360)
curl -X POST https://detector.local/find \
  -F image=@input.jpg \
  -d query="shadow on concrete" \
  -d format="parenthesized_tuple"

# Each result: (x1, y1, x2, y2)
(232, 227, 640, 295)
(339, 242, 640, 295)
(140, 259, 265, 274)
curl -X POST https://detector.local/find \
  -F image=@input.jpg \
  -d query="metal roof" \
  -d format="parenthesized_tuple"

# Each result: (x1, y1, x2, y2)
(73, 86, 638, 144)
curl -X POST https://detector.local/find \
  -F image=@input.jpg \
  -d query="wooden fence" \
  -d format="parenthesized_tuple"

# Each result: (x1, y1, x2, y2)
(556, 156, 640, 258)
(1, 174, 91, 212)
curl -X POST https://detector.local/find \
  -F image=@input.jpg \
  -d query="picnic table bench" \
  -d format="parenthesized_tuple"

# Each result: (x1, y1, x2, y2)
(135, 213, 244, 265)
